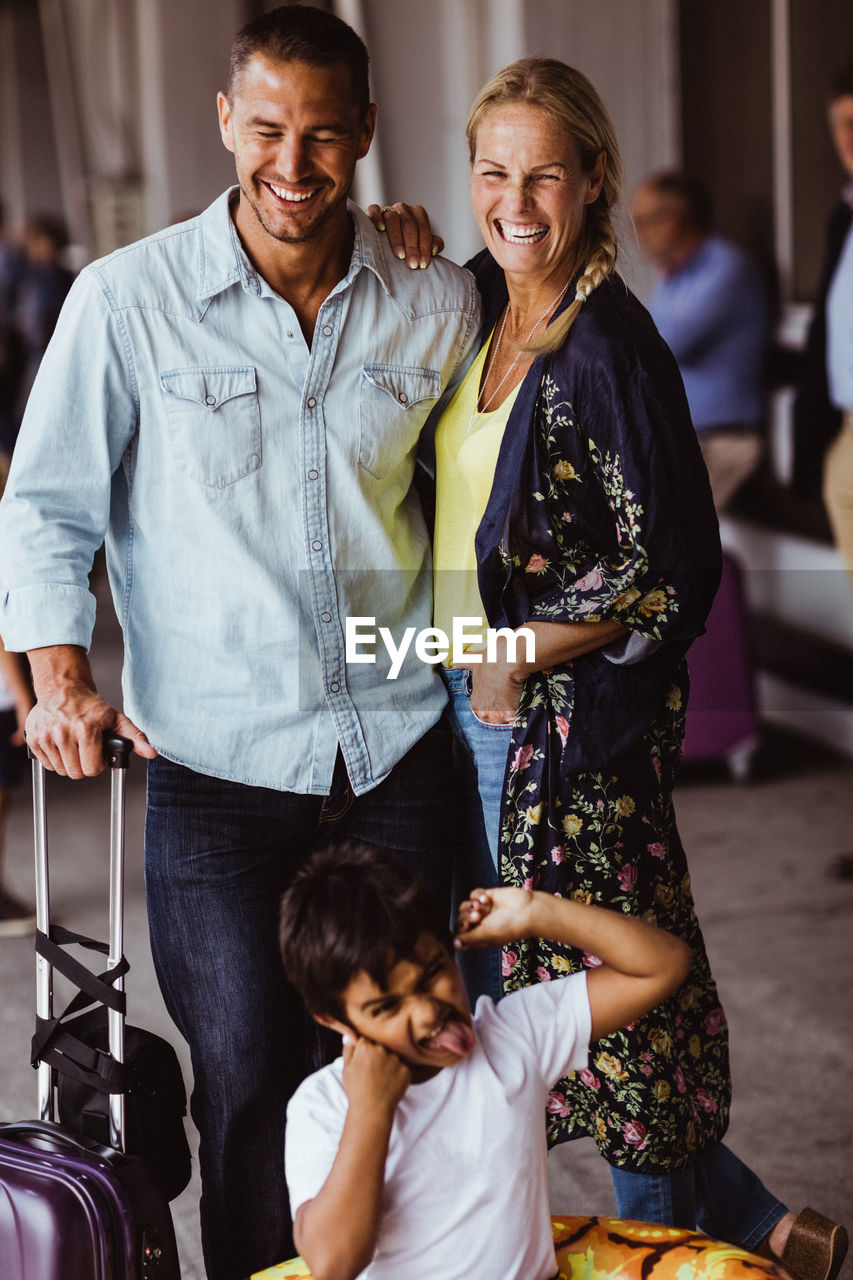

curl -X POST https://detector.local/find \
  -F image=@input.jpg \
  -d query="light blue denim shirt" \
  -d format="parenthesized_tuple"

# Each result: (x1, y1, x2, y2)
(0, 189, 481, 793)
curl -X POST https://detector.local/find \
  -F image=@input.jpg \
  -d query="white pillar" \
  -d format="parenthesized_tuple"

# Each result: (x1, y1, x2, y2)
(135, 0, 243, 236)
(0, 3, 65, 235)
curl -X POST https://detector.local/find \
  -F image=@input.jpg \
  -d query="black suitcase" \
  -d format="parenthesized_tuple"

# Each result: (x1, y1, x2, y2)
(0, 735, 182, 1279)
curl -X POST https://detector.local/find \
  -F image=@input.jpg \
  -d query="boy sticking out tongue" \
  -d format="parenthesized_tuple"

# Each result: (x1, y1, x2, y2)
(279, 838, 690, 1280)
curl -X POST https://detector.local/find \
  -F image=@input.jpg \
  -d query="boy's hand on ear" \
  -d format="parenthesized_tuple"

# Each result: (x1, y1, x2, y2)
(454, 886, 538, 949)
(341, 1035, 411, 1114)
(296, 1036, 410, 1272)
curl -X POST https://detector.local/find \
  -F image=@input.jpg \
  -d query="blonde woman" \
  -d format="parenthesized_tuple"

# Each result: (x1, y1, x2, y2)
(375, 58, 846, 1280)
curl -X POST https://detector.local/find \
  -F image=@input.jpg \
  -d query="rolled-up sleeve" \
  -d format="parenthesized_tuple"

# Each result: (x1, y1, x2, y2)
(0, 268, 139, 652)
(525, 356, 720, 647)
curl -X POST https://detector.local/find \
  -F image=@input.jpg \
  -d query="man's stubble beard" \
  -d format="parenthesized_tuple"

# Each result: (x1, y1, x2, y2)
(244, 175, 354, 245)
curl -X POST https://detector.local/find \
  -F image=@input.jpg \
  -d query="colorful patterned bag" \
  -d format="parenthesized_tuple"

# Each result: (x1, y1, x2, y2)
(250, 1214, 784, 1279)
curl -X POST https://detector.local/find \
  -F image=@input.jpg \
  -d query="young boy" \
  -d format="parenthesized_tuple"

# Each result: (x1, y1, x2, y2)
(279, 839, 691, 1280)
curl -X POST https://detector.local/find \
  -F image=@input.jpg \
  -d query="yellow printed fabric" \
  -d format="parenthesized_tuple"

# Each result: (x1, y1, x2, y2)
(250, 1259, 312, 1280)
(550, 1216, 782, 1280)
(433, 335, 520, 665)
(251, 1215, 784, 1280)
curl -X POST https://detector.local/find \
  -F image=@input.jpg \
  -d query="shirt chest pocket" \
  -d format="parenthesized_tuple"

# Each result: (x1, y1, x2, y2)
(160, 366, 261, 489)
(358, 364, 440, 480)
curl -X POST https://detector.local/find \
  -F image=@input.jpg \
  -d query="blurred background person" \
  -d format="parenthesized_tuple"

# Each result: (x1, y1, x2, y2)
(632, 170, 770, 514)
(0, 199, 24, 459)
(0, 453, 34, 936)
(632, 170, 770, 782)
(793, 63, 853, 586)
(0, 636, 33, 937)
(12, 213, 74, 420)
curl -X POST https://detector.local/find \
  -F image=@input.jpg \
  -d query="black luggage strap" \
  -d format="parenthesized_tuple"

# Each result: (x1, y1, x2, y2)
(32, 1023, 130, 1093)
(31, 926, 131, 1093)
(34, 927, 128, 1012)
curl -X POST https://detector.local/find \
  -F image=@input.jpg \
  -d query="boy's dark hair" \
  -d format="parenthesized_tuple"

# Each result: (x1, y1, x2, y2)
(226, 4, 370, 116)
(279, 838, 452, 1023)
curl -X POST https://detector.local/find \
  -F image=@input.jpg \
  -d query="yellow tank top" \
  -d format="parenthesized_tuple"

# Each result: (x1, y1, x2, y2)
(433, 336, 520, 665)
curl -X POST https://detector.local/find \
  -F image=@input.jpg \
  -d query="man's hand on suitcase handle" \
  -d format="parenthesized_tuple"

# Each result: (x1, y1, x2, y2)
(25, 644, 157, 778)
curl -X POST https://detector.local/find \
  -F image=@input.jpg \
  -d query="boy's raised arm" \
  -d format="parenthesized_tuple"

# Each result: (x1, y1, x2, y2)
(293, 1037, 410, 1280)
(455, 887, 691, 1041)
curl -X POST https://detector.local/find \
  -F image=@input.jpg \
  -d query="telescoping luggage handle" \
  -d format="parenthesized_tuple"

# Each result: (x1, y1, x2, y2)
(31, 733, 132, 1152)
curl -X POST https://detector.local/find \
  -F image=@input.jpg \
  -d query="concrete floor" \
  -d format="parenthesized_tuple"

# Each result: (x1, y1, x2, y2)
(1, 602, 851, 1279)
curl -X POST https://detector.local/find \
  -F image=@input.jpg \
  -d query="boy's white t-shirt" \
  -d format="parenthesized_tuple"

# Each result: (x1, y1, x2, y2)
(285, 971, 591, 1280)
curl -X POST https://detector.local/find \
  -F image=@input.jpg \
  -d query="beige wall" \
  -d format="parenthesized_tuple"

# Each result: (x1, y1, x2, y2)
(0, 1, 62, 229)
(135, 0, 245, 234)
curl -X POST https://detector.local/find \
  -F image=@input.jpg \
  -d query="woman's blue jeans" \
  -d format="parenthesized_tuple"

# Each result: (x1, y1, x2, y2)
(144, 723, 456, 1280)
(609, 1142, 786, 1250)
(442, 665, 513, 1005)
(441, 669, 787, 1249)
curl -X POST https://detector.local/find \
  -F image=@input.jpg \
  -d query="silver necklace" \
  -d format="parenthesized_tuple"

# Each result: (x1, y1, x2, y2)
(465, 278, 571, 437)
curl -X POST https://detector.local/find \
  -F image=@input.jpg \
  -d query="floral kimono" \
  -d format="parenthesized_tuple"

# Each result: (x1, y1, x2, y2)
(469, 250, 729, 1173)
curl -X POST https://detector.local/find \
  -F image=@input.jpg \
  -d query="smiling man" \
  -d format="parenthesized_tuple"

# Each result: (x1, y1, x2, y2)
(0, 7, 479, 1279)
(217, 34, 376, 317)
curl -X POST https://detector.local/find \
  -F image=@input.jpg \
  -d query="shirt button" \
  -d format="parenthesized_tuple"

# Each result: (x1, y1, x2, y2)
(307, 468, 319, 480)
(329, 682, 340, 693)
(322, 325, 333, 337)
(205, 395, 216, 406)
(311, 540, 323, 551)
(287, 331, 295, 339)
(307, 397, 317, 408)
(398, 391, 408, 403)
(321, 612, 332, 623)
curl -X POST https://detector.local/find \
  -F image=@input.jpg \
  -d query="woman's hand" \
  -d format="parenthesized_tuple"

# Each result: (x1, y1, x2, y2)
(466, 661, 525, 724)
(455, 886, 537, 949)
(456, 644, 528, 725)
(365, 201, 444, 269)
(457, 617, 629, 725)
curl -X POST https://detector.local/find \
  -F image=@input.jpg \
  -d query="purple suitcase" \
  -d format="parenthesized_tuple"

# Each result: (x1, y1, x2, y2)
(682, 550, 758, 779)
(0, 736, 180, 1279)
(0, 1121, 179, 1279)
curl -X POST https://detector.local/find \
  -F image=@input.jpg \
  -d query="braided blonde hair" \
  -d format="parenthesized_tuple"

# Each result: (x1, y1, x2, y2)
(466, 58, 622, 355)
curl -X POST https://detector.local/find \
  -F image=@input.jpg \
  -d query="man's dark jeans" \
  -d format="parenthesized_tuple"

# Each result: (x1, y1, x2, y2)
(145, 722, 456, 1280)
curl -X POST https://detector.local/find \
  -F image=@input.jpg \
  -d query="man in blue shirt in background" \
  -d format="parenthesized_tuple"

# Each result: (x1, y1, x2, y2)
(632, 170, 769, 513)
(0, 7, 479, 1278)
